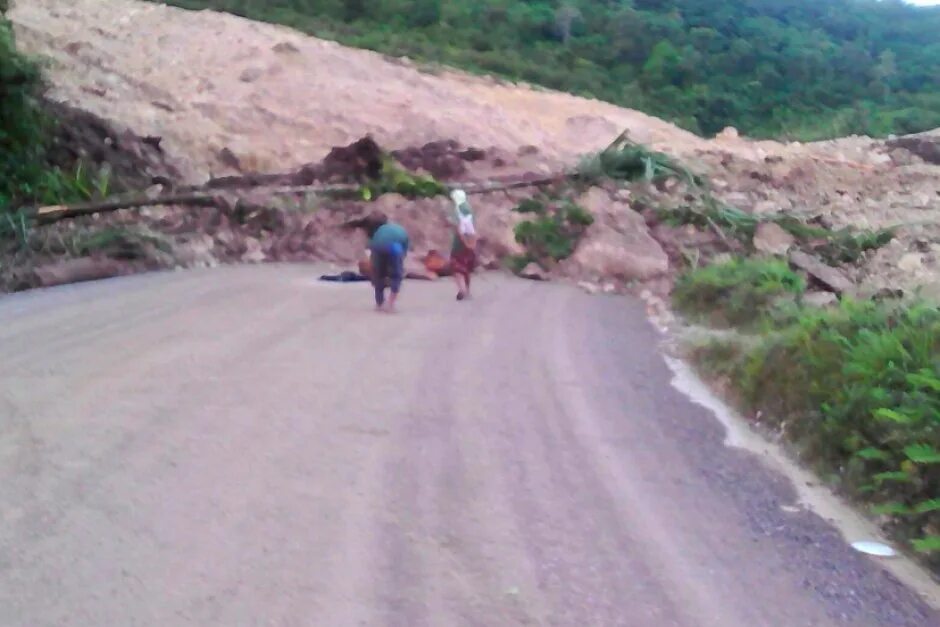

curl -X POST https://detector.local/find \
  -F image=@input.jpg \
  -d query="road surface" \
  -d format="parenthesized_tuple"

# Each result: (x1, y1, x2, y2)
(0, 265, 936, 626)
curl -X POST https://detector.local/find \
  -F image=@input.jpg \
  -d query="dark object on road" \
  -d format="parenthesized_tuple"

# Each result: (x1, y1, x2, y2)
(319, 271, 369, 283)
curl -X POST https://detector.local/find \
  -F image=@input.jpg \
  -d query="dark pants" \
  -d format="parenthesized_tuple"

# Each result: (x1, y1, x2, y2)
(371, 249, 404, 306)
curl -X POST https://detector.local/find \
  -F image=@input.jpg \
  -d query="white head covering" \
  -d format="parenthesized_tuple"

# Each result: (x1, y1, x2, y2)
(450, 188, 475, 236)
(450, 189, 467, 206)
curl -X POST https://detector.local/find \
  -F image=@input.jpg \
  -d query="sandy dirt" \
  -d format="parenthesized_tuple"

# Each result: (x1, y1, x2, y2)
(0, 266, 936, 626)
(10, 0, 719, 183)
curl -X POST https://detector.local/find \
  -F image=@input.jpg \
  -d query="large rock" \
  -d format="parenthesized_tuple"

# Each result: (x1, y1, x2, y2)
(565, 187, 669, 281)
(753, 222, 795, 256)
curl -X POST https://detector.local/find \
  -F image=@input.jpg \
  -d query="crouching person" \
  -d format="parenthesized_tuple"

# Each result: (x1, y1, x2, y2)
(366, 212, 410, 313)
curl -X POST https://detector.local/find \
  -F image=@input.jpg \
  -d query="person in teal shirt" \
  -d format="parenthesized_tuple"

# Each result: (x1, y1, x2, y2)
(366, 212, 409, 312)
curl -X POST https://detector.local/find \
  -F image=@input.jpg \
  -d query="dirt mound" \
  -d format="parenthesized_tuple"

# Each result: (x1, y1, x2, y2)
(10, 0, 712, 183)
(44, 101, 180, 190)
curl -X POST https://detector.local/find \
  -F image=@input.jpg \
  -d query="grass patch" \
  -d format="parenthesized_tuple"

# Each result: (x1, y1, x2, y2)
(673, 257, 805, 328)
(679, 262, 940, 569)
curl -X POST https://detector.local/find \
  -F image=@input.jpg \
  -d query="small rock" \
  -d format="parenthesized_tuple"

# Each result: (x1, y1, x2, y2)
(239, 66, 265, 83)
(803, 291, 838, 308)
(753, 222, 795, 256)
(241, 238, 266, 263)
(717, 127, 739, 141)
(789, 250, 854, 295)
(518, 262, 547, 281)
(578, 281, 600, 295)
(144, 184, 164, 200)
(898, 252, 924, 273)
(272, 41, 300, 54)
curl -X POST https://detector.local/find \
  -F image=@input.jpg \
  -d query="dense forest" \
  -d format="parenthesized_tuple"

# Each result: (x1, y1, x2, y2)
(158, 0, 940, 139)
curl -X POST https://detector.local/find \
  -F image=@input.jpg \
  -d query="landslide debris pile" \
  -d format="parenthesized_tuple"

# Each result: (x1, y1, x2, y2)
(3, 0, 939, 300)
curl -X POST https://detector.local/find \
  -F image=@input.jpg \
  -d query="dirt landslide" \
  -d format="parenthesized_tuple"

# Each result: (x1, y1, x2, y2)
(6, 0, 940, 299)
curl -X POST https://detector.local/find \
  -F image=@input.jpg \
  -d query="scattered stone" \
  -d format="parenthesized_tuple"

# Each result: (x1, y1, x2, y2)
(578, 281, 600, 295)
(218, 147, 243, 172)
(272, 41, 300, 54)
(789, 250, 854, 294)
(518, 262, 547, 281)
(239, 66, 265, 83)
(897, 252, 924, 273)
(241, 237, 266, 263)
(753, 222, 795, 256)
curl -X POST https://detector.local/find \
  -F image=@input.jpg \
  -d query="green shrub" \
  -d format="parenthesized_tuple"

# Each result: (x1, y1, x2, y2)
(740, 301, 939, 558)
(689, 296, 940, 565)
(673, 257, 805, 327)
(360, 155, 447, 200)
(0, 17, 48, 213)
(512, 195, 593, 265)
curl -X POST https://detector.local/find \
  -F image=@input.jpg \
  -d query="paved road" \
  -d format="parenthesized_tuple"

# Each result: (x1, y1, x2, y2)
(0, 266, 935, 626)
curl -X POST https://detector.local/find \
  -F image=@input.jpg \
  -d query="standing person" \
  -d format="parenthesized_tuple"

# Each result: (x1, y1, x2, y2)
(367, 212, 409, 313)
(448, 189, 478, 301)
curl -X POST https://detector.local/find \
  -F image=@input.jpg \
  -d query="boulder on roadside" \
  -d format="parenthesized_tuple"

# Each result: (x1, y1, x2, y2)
(564, 187, 669, 281)
(753, 222, 795, 256)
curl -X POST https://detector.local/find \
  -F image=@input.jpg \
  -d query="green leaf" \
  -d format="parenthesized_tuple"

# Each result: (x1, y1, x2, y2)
(913, 499, 940, 514)
(873, 408, 911, 423)
(855, 447, 889, 461)
(906, 371, 940, 392)
(903, 444, 940, 464)
(912, 536, 940, 553)
(871, 502, 911, 516)
(873, 471, 912, 484)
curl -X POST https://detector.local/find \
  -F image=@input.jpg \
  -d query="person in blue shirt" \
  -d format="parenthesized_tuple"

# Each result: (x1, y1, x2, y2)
(366, 212, 410, 312)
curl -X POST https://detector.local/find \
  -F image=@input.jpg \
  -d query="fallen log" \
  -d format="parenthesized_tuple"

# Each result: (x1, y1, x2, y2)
(30, 176, 567, 226)
(462, 175, 562, 195)
(34, 193, 218, 224)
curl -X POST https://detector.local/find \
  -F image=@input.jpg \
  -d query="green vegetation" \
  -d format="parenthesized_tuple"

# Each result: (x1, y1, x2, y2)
(673, 257, 804, 327)
(680, 262, 940, 567)
(576, 132, 699, 186)
(1, 15, 48, 212)
(155, 0, 940, 139)
(361, 155, 447, 200)
(512, 194, 593, 266)
(0, 12, 105, 239)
